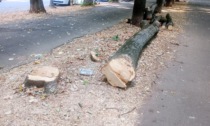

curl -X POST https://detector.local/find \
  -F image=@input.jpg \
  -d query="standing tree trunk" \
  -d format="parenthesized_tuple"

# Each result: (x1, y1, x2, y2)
(156, 0, 163, 13)
(165, 0, 173, 7)
(112, 0, 119, 2)
(172, 0, 175, 4)
(30, 0, 46, 13)
(49, 0, 56, 8)
(82, 0, 93, 6)
(131, 0, 146, 27)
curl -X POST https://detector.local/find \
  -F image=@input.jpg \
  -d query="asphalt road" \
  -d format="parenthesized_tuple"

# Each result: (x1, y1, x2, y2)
(138, 1, 210, 126)
(0, 2, 136, 68)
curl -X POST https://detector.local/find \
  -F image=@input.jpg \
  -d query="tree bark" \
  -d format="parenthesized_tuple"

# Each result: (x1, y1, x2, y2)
(144, 4, 157, 20)
(112, 0, 119, 2)
(131, 0, 146, 27)
(156, 0, 163, 13)
(166, 13, 173, 30)
(102, 23, 159, 88)
(165, 0, 173, 7)
(49, 0, 56, 8)
(82, 0, 93, 5)
(30, 0, 46, 13)
(172, 0, 175, 4)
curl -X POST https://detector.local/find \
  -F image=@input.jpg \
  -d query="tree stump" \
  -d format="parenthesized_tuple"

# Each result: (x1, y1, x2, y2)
(25, 66, 59, 93)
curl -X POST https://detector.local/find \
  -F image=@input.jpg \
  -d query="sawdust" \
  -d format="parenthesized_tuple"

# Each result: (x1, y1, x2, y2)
(0, 3, 187, 126)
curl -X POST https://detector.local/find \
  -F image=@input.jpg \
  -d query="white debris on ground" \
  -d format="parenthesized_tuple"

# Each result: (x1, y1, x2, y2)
(0, 3, 187, 126)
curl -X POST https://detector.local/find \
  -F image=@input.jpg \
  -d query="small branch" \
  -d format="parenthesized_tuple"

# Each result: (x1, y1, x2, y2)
(118, 107, 136, 117)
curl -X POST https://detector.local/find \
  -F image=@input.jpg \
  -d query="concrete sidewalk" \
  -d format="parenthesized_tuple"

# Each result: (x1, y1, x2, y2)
(138, 2, 210, 126)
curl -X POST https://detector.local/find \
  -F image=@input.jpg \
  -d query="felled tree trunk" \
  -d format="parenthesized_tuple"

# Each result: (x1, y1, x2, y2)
(131, 0, 146, 27)
(30, 0, 46, 13)
(156, 0, 164, 13)
(102, 24, 159, 88)
(166, 13, 174, 30)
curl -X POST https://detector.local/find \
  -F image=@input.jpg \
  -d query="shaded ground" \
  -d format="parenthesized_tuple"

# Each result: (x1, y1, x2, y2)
(139, 2, 210, 126)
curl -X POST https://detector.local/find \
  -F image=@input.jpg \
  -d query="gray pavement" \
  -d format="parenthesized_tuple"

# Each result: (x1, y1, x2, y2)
(138, 1, 210, 126)
(0, 2, 134, 68)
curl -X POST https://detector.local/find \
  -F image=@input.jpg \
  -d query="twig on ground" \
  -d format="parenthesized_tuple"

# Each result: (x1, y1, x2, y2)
(118, 107, 136, 117)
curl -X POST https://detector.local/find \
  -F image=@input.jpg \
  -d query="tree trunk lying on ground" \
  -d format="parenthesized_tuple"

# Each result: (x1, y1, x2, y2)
(102, 23, 159, 88)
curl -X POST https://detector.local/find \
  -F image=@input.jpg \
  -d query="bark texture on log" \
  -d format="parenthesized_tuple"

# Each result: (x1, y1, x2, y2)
(30, 0, 46, 13)
(166, 13, 173, 30)
(140, 20, 150, 29)
(131, 0, 146, 26)
(102, 24, 159, 88)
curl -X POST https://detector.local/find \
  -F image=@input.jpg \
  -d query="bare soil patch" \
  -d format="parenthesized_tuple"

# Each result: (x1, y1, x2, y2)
(0, 3, 187, 126)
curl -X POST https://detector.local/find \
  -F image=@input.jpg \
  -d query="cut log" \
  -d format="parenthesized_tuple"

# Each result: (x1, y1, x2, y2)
(166, 13, 174, 30)
(161, 22, 167, 29)
(150, 15, 162, 25)
(159, 16, 167, 24)
(102, 24, 159, 88)
(140, 20, 150, 29)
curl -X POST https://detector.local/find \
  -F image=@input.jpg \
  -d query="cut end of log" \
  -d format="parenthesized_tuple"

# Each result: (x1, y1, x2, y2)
(102, 58, 135, 88)
(167, 25, 173, 30)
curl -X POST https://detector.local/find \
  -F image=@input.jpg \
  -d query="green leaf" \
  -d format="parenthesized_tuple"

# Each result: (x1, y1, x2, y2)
(112, 35, 119, 41)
